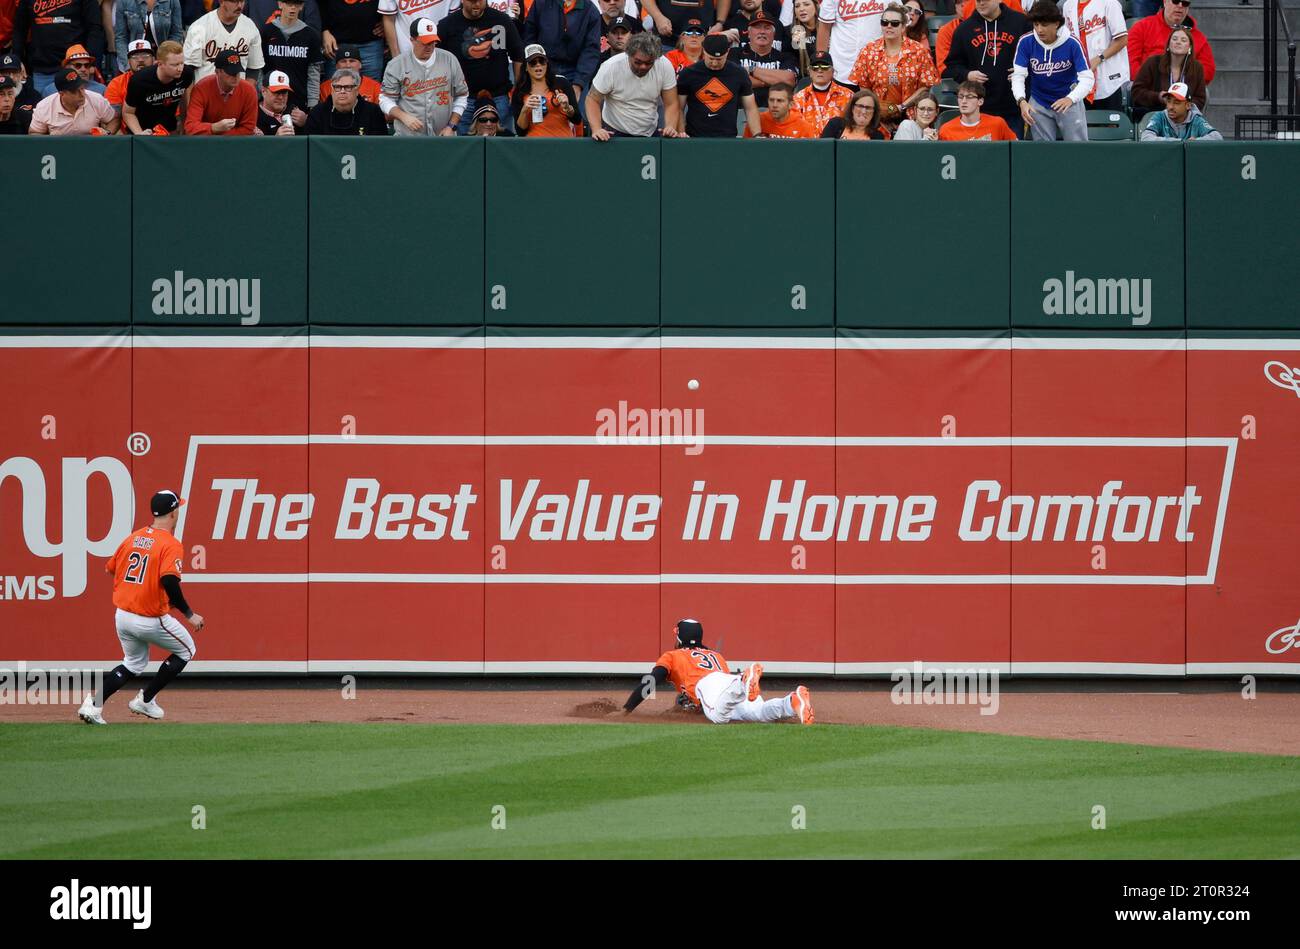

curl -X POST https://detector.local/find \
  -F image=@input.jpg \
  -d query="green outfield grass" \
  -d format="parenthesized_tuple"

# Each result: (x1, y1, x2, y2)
(1, 723, 1297, 859)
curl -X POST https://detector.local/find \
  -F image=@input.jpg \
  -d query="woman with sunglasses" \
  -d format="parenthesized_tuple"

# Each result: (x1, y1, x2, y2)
(788, 0, 821, 77)
(467, 92, 516, 135)
(819, 88, 891, 140)
(892, 93, 940, 139)
(903, 2, 930, 57)
(511, 43, 581, 137)
(847, 2, 938, 131)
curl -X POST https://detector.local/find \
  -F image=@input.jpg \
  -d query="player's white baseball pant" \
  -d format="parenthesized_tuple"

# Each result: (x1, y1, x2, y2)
(695, 671, 792, 725)
(114, 609, 196, 674)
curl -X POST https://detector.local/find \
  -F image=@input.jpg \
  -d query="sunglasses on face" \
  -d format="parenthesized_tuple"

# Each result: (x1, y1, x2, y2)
(527, 57, 547, 66)
(881, 19, 904, 27)
(811, 63, 831, 69)
(1170, 0, 1189, 5)
(479, 116, 499, 123)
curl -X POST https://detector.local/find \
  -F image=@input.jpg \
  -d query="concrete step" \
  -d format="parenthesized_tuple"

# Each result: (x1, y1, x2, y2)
(1211, 37, 1298, 70)
(1207, 68, 1278, 97)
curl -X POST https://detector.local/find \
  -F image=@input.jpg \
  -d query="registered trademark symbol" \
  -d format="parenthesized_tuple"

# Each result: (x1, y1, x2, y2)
(127, 432, 151, 457)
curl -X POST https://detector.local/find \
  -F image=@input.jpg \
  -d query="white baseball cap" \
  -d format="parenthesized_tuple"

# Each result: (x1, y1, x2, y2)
(127, 39, 154, 56)
(1161, 81, 1190, 101)
(266, 70, 292, 92)
(524, 43, 547, 61)
(411, 17, 440, 44)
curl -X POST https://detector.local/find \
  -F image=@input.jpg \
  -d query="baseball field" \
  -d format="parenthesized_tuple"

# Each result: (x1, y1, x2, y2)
(3, 681, 1298, 860)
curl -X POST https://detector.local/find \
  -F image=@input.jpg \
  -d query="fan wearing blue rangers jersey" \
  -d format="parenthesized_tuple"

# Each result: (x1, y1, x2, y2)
(1011, 1, 1093, 141)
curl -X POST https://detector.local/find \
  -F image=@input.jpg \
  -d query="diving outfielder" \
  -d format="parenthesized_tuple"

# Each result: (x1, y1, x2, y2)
(78, 490, 205, 725)
(623, 619, 815, 725)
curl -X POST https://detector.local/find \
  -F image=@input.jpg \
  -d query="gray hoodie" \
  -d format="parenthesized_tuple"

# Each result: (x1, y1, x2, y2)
(380, 47, 470, 136)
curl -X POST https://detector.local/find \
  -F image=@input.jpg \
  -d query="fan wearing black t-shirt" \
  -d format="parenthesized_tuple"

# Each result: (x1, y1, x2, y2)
(729, 14, 796, 108)
(262, 0, 324, 114)
(0, 76, 34, 135)
(123, 46, 196, 133)
(676, 34, 759, 138)
(439, 0, 525, 133)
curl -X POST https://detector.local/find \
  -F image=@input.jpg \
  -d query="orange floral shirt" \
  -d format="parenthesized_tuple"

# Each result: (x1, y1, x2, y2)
(792, 81, 854, 134)
(848, 37, 938, 119)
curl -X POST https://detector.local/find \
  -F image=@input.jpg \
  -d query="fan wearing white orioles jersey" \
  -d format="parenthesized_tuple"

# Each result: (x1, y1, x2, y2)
(78, 490, 206, 726)
(817, 0, 886, 84)
(1061, 0, 1128, 110)
(381, 0, 461, 57)
(623, 619, 815, 725)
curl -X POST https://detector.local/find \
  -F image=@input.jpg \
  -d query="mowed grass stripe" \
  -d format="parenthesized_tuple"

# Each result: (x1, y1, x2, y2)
(0, 724, 1295, 859)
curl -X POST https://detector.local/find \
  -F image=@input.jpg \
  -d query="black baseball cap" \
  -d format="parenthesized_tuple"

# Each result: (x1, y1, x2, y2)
(749, 12, 776, 27)
(54, 68, 85, 92)
(608, 14, 634, 31)
(150, 490, 186, 516)
(809, 51, 833, 68)
(0, 76, 16, 91)
(336, 44, 363, 62)
(702, 33, 730, 55)
(680, 18, 706, 35)
(0, 51, 20, 72)
(215, 50, 243, 75)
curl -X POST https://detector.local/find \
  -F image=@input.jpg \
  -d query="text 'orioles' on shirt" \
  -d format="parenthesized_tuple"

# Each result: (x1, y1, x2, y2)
(677, 58, 752, 137)
(817, 0, 886, 83)
(182, 9, 267, 80)
(124, 63, 196, 131)
(656, 647, 731, 706)
(378, 0, 456, 56)
(106, 526, 185, 618)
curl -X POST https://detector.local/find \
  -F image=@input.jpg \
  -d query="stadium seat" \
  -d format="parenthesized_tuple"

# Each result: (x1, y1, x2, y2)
(794, 77, 812, 94)
(932, 78, 961, 99)
(1126, 16, 1140, 31)
(937, 109, 960, 130)
(1137, 110, 1161, 136)
(1085, 109, 1136, 140)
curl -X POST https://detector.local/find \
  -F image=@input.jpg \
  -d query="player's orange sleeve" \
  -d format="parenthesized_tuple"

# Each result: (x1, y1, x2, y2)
(159, 535, 184, 579)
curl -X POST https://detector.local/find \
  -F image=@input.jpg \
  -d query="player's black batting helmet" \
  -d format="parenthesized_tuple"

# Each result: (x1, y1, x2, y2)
(674, 619, 704, 648)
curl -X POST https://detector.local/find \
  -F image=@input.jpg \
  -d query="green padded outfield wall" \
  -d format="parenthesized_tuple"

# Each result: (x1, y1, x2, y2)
(487, 139, 659, 326)
(838, 142, 1010, 329)
(660, 140, 835, 328)
(3, 139, 1299, 330)
(0, 138, 131, 324)
(1185, 142, 1300, 329)
(1011, 143, 1185, 331)
(132, 137, 309, 327)
(310, 138, 484, 325)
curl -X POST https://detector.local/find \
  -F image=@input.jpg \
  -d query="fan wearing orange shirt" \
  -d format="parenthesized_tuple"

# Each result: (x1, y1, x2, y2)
(938, 79, 1017, 139)
(77, 490, 207, 726)
(623, 619, 815, 725)
(792, 51, 854, 133)
(744, 82, 817, 138)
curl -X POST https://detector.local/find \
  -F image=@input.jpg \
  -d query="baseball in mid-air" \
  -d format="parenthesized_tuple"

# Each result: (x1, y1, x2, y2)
(688, 379, 699, 390)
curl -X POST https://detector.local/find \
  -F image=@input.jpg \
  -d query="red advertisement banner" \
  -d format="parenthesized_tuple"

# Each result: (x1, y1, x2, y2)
(2, 336, 1297, 676)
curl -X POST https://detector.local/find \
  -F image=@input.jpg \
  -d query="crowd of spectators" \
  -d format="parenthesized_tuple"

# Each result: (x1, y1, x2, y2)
(0, 0, 1224, 140)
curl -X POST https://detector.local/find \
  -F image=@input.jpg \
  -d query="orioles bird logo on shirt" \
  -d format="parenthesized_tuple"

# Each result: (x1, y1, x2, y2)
(464, 28, 495, 60)
(696, 77, 734, 113)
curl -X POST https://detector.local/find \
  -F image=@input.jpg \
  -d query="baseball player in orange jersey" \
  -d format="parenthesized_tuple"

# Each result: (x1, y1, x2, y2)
(623, 619, 815, 725)
(77, 490, 206, 725)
